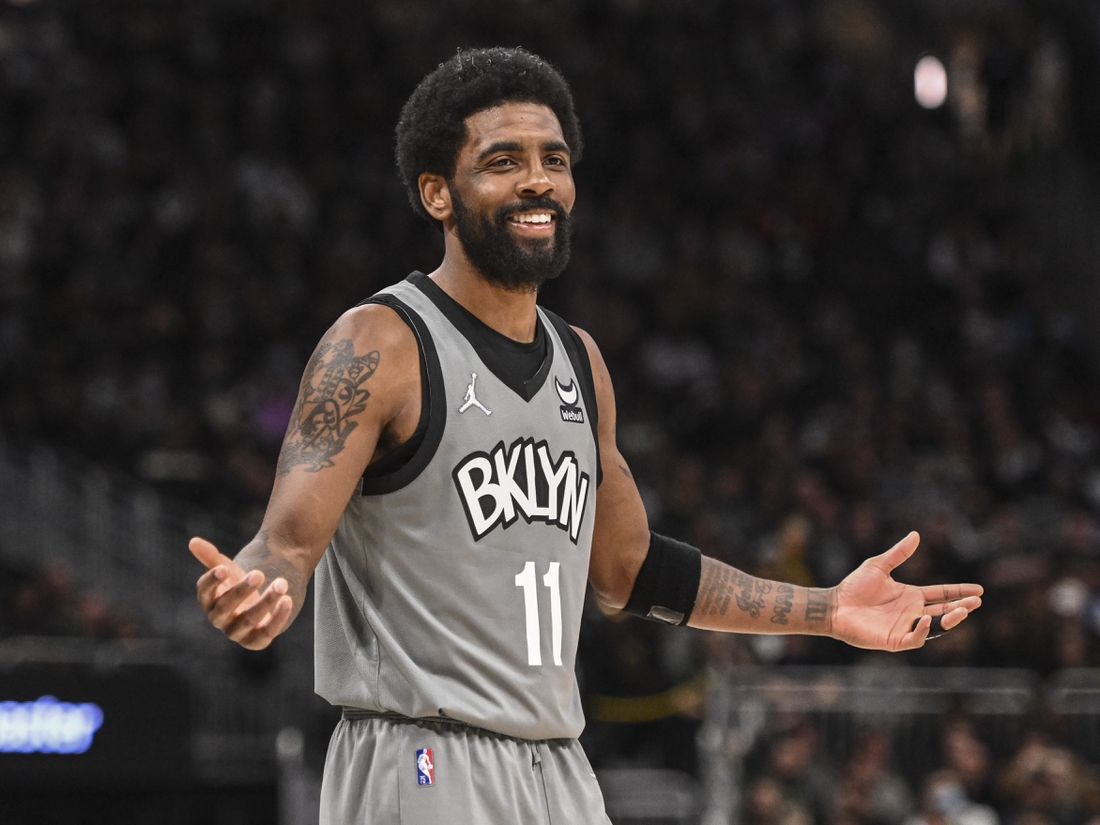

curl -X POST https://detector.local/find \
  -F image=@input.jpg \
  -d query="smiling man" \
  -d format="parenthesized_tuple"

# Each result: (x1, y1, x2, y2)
(189, 48, 983, 824)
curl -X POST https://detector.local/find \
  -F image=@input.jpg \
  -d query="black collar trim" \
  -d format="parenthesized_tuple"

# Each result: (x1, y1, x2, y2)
(409, 271, 552, 402)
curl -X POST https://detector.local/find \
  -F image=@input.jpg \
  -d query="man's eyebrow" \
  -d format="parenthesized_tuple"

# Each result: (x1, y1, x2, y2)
(476, 141, 523, 162)
(475, 140, 571, 162)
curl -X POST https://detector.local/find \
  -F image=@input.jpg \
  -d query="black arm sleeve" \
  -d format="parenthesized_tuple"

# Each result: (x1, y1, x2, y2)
(621, 532, 702, 626)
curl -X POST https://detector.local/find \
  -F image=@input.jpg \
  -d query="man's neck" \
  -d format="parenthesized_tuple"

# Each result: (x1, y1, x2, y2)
(428, 251, 540, 344)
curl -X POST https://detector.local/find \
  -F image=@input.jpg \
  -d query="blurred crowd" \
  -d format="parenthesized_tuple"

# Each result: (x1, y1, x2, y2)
(738, 716, 1100, 825)
(3, 0, 1100, 816)
(0, 553, 139, 639)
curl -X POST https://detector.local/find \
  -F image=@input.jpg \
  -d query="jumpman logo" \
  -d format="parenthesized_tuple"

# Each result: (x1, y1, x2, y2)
(458, 372, 492, 415)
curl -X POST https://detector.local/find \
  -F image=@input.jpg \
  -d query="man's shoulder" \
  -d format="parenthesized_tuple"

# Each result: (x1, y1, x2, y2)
(537, 305, 588, 343)
(324, 300, 421, 362)
(302, 299, 422, 429)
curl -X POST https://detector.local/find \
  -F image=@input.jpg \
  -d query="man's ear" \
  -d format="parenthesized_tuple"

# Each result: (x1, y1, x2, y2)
(419, 174, 452, 222)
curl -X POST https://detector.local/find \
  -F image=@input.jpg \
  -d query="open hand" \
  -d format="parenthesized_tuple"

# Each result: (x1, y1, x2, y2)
(190, 536, 294, 650)
(831, 532, 983, 651)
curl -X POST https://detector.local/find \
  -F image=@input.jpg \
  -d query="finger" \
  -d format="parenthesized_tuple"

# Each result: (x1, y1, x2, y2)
(899, 614, 933, 650)
(223, 578, 289, 640)
(938, 605, 972, 633)
(919, 582, 985, 602)
(923, 596, 982, 616)
(910, 614, 945, 638)
(867, 531, 920, 575)
(190, 536, 233, 570)
(908, 606, 974, 640)
(196, 566, 233, 610)
(208, 569, 266, 628)
(239, 595, 294, 650)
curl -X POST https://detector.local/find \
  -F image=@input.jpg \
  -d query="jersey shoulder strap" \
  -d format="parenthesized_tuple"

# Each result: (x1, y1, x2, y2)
(541, 308, 603, 487)
(352, 291, 446, 495)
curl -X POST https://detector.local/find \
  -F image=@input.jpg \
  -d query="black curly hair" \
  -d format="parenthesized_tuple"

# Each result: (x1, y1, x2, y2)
(395, 47, 583, 223)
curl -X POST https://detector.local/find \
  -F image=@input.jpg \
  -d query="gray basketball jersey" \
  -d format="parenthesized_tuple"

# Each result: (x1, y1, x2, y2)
(314, 272, 600, 741)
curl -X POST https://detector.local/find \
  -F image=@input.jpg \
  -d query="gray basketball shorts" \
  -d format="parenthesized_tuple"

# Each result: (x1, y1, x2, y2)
(319, 711, 612, 825)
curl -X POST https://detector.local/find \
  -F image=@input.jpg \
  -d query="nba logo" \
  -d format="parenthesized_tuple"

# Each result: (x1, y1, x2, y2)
(416, 748, 435, 786)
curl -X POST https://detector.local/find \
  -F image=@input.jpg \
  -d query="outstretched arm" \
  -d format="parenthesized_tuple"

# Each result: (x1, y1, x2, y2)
(578, 328, 982, 650)
(191, 303, 422, 650)
(689, 532, 982, 650)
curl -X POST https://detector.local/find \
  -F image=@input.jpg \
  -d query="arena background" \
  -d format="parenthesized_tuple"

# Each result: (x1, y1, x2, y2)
(2, 0, 1100, 823)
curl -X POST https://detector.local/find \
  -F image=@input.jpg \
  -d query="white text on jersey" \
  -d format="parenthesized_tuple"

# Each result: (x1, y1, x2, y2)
(452, 438, 591, 543)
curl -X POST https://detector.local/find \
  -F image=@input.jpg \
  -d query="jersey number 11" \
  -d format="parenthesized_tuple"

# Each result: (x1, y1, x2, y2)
(515, 561, 562, 667)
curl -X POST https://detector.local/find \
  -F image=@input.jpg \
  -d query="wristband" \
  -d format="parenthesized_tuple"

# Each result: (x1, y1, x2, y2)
(622, 532, 702, 626)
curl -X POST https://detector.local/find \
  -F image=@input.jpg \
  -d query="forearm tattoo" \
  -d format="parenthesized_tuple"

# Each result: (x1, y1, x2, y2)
(696, 565, 735, 616)
(248, 532, 301, 587)
(771, 583, 794, 625)
(696, 563, 832, 631)
(805, 589, 829, 623)
(696, 566, 771, 619)
(735, 574, 770, 618)
(277, 339, 379, 475)
(238, 531, 308, 621)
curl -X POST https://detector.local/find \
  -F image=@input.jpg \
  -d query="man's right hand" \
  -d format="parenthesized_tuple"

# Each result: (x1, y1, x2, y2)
(190, 536, 294, 650)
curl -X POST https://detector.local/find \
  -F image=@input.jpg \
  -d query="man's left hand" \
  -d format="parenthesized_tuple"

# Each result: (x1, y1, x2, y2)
(830, 531, 983, 651)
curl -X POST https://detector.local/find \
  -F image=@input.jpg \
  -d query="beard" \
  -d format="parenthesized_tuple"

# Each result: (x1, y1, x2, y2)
(450, 190, 572, 293)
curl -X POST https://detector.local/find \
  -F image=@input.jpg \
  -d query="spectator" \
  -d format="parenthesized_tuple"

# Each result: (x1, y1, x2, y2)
(906, 770, 999, 825)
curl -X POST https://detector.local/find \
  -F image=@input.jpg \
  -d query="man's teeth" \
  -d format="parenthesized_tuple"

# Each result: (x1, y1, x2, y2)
(510, 213, 552, 224)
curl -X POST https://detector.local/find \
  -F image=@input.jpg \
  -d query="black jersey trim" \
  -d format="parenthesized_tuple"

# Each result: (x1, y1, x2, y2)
(354, 293, 446, 496)
(409, 271, 552, 402)
(541, 309, 603, 488)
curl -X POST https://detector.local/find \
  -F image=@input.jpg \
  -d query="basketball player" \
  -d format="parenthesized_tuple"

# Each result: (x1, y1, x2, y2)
(190, 48, 983, 824)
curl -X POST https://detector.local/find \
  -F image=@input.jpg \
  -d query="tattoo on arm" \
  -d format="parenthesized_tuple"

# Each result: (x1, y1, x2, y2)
(696, 564, 732, 616)
(618, 463, 633, 479)
(277, 339, 380, 475)
(805, 589, 829, 623)
(698, 565, 774, 619)
(772, 583, 794, 625)
(237, 531, 309, 621)
(250, 531, 298, 579)
(696, 562, 833, 634)
(734, 572, 770, 618)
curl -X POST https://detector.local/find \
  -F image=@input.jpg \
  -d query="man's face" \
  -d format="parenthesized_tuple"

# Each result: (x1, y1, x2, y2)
(446, 103, 576, 292)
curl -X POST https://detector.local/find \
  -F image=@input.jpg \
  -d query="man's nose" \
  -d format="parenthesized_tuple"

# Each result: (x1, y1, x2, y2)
(517, 160, 553, 197)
